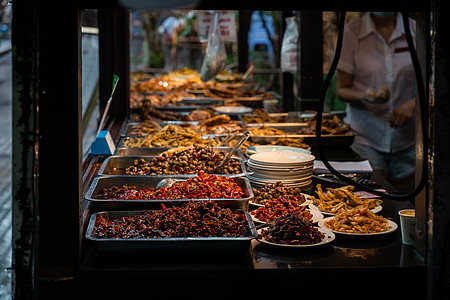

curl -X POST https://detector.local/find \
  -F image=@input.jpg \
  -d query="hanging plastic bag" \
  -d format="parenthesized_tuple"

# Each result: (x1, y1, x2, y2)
(280, 16, 299, 73)
(200, 12, 227, 82)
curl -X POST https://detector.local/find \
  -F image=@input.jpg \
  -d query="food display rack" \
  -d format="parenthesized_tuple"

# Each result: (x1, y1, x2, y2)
(79, 109, 425, 298)
(14, 1, 447, 299)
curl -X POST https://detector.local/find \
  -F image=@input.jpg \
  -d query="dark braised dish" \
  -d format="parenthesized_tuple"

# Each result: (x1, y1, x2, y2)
(252, 181, 306, 206)
(125, 145, 242, 175)
(258, 213, 325, 245)
(92, 200, 251, 239)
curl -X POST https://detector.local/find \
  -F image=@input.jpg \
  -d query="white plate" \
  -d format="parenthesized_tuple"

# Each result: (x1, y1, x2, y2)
(247, 170, 313, 179)
(251, 208, 323, 224)
(308, 203, 382, 216)
(248, 159, 313, 169)
(248, 165, 313, 173)
(257, 227, 335, 248)
(246, 145, 312, 156)
(214, 106, 253, 114)
(247, 162, 313, 173)
(249, 177, 312, 184)
(318, 217, 397, 236)
(250, 151, 315, 165)
(248, 176, 312, 183)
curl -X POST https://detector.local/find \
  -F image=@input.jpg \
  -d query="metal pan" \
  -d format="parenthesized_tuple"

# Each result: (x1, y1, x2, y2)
(245, 123, 356, 147)
(98, 155, 247, 178)
(115, 145, 245, 161)
(85, 209, 257, 255)
(85, 175, 253, 211)
(180, 97, 225, 105)
(121, 122, 163, 137)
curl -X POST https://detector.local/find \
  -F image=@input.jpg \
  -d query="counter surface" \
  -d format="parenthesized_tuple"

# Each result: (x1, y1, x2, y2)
(80, 147, 425, 298)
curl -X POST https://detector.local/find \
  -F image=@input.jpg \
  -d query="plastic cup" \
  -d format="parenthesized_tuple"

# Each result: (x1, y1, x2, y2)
(398, 209, 416, 245)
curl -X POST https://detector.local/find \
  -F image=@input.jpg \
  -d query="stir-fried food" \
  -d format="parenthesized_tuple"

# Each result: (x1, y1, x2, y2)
(298, 114, 352, 135)
(310, 184, 382, 214)
(324, 205, 392, 234)
(96, 172, 248, 200)
(251, 181, 306, 206)
(243, 108, 285, 123)
(125, 145, 242, 175)
(123, 124, 222, 148)
(251, 198, 312, 223)
(259, 213, 325, 245)
(92, 200, 250, 239)
(125, 121, 162, 136)
(248, 125, 287, 136)
(267, 137, 310, 149)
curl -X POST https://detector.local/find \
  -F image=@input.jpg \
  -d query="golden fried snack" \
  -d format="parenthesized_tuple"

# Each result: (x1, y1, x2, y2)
(248, 125, 287, 136)
(268, 137, 310, 150)
(310, 184, 383, 214)
(122, 124, 221, 148)
(324, 205, 391, 234)
(243, 108, 284, 123)
(125, 121, 162, 136)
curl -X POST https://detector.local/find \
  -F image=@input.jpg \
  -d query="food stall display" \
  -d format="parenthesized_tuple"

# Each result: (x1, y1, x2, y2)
(309, 184, 383, 214)
(84, 67, 401, 260)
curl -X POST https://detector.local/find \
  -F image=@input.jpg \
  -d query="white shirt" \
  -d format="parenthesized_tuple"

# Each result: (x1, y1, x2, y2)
(337, 13, 416, 153)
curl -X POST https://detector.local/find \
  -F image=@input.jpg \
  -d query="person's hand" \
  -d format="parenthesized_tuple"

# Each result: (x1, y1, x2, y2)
(388, 98, 415, 128)
(365, 85, 390, 103)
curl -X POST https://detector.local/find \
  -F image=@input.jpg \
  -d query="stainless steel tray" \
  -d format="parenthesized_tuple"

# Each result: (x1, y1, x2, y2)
(245, 123, 356, 147)
(85, 175, 253, 211)
(98, 155, 247, 177)
(180, 97, 225, 105)
(85, 209, 257, 255)
(115, 145, 245, 161)
(122, 122, 163, 137)
(154, 105, 210, 112)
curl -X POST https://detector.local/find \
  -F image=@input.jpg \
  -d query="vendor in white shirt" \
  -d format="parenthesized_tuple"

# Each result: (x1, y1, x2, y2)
(337, 12, 416, 193)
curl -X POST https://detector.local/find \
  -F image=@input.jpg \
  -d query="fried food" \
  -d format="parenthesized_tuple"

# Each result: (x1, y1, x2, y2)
(248, 125, 287, 136)
(299, 114, 352, 135)
(125, 121, 162, 136)
(310, 184, 383, 214)
(125, 145, 242, 175)
(243, 109, 285, 123)
(268, 137, 310, 149)
(259, 213, 324, 245)
(122, 124, 222, 148)
(251, 181, 306, 206)
(324, 205, 391, 234)
(198, 114, 231, 127)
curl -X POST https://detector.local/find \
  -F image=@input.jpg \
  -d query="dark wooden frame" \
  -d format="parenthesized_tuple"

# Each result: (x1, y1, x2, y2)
(11, 0, 450, 299)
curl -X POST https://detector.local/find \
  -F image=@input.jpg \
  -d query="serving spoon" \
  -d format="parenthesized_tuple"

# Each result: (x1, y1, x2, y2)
(214, 131, 250, 173)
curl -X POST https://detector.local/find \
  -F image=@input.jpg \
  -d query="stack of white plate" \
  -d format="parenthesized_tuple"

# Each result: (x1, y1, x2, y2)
(247, 151, 315, 189)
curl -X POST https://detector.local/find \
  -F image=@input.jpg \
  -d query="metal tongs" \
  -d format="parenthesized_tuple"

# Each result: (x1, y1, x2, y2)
(214, 131, 250, 172)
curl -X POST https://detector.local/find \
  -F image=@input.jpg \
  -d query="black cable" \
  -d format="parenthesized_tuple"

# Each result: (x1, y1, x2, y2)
(315, 11, 427, 200)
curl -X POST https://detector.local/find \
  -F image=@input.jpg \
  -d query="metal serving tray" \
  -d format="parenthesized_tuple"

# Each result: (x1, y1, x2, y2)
(154, 105, 210, 112)
(243, 111, 346, 124)
(98, 155, 247, 177)
(122, 121, 202, 137)
(85, 175, 253, 211)
(180, 97, 225, 105)
(85, 209, 257, 255)
(122, 122, 161, 137)
(115, 145, 245, 161)
(245, 123, 356, 147)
